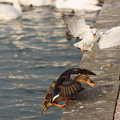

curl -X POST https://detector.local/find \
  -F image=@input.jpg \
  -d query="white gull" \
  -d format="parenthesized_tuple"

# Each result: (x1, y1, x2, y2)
(63, 15, 120, 53)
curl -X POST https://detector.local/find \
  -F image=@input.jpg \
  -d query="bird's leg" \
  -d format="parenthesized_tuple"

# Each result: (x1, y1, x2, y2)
(53, 103, 66, 108)
(90, 47, 92, 51)
(80, 49, 84, 54)
(89, 46, 94, 58)
(89, 44, 95, 58)
(53, 97, 75, 108)
(80, 44, 85, 54)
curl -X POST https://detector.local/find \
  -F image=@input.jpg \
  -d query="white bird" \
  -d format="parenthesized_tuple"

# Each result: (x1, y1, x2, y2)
(52, 0, 102, 11)
(0, 0, 52, 6)
(98, 27, 120, 49)
(30, 0, 52, 6)
(63, 15, 120, 53)
(63, 15, 100, 53)
(0, 0, 22, 21)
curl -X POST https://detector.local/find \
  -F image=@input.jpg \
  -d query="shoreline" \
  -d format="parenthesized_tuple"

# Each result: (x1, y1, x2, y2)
(62, 0, 120, 119)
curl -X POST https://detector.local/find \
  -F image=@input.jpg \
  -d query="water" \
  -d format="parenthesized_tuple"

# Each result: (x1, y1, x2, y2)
(0, 6, 99, 120)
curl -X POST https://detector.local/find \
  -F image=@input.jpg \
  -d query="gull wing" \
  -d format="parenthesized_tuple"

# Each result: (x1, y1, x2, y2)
(63, 15, 90, 38)
(99, 26, 120, 49)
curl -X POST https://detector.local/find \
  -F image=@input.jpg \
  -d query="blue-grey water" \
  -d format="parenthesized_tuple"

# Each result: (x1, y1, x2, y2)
(0, 6, 99, 120)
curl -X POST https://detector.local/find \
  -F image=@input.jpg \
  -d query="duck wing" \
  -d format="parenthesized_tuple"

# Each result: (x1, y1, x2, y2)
(44, 81, 56, 101)
(99, 26, 120, 49)
(59, 80, 84, 97)
(63, 15, 90, 38)
(72, 68, 96, 75)
(56, 68, 96, 87)
(59, 68, 96, 78)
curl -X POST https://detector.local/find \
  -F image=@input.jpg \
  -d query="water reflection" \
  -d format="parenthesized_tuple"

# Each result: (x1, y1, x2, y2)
(0, 6, 99, 120)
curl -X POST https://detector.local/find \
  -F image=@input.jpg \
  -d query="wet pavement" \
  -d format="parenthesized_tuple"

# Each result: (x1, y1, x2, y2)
(62, 0, 120, 120)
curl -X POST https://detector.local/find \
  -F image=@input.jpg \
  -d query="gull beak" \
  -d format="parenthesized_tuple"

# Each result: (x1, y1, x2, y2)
(93, 33, 96, 37)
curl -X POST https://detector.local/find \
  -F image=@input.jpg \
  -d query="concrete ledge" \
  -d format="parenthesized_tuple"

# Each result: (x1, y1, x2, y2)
(62, 0, 120, 119)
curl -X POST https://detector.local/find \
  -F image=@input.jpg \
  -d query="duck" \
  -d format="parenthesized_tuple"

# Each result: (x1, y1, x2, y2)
(52, 0, 102, 11)
(0, 0, 22, 21)
(41, 68, 96, 115)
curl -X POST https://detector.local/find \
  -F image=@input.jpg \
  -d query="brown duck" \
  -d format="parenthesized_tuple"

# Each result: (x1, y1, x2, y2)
(41, 68, 96, 115)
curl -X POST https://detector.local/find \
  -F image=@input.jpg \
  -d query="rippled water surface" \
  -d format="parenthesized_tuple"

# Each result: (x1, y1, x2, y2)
(0, 6, 99, 120)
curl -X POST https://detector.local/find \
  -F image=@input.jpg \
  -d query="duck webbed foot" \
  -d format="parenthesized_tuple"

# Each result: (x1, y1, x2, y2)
(53, 103, 66, 108)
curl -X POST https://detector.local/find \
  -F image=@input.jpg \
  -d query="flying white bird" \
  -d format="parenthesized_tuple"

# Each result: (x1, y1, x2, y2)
(63, 15, 120, 54)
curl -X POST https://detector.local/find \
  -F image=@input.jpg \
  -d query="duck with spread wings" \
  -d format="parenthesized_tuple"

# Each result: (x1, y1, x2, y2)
(41, 68, 96, 115)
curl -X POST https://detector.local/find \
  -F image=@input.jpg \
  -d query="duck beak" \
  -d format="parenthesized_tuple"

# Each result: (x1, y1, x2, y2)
(87, 79, 96, 87)
(93, 33, 96, 37)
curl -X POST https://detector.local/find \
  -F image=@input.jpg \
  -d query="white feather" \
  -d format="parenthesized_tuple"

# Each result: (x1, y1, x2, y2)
(52, 94, 59, 102)
(0, 0, 22, 21)
(99, 26, 120, 49)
